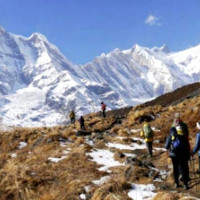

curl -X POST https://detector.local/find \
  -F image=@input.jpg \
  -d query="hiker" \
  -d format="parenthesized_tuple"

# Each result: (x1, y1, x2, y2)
(79, 116, 85, 130)
(172, 112, 190, 182)
(191, 122, 200, 174)
(140, 118, 153, 157)
(101, 102, 106, 118)
(69, 110, 75, 124)
(115, 115, 122, 125)
(165, 127, 190, 190)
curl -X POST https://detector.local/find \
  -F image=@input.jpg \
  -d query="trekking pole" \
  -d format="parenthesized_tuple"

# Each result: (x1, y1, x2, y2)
(197, 157, 200, 193)
(199, 163, 200, 193)
(194, 157, 200, 193)
(191, 156, 197, 192)
(190, 156, 198, 192)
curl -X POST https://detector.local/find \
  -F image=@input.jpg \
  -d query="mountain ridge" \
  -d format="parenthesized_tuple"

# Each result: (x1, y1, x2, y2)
(0, 26, 200, 126)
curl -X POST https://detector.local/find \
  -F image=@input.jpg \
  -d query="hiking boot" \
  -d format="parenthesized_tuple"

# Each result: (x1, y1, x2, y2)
(184, 184, 189, 190)
(174, 183, 180, 188)
(180, 176, 191, 182)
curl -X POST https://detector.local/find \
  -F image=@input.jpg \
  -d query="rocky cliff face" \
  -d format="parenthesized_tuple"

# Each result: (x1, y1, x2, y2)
(0, 26, 200, 126)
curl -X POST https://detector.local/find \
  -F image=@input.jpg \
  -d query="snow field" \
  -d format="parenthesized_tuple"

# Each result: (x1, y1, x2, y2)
(11, 129, 168, 200)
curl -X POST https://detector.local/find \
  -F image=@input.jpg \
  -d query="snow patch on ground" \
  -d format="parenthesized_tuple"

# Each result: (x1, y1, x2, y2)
(18, 142, 27, 149)
(151, 127, 161, 132)
(106, 142, 146, 150)
(10, 153, 17, 158)
(87, 149, 124, 172)
(79, 194, 86, 200)
(128, 183, 156, 200)
(129, 129, 142, 133)
(62, 149, 70, 154)
(48, 156, 67, 163)
(124, 153, 137, 158)
(92, 176, 111, 185)
(148, 166, 169, 182)
(153, 147, 167, 152)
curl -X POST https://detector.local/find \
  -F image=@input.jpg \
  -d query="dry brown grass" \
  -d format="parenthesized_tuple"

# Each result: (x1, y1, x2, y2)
(153, 192, 197, 200)
(117, 129, 129, 137)
(153, 192, 180, 200)
(91, 181, 132, 200)
(1, 94, 200, 199)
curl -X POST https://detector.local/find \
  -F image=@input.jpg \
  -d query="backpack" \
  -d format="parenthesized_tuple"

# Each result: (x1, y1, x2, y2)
(172, 136, 182, 151)
(170, 127, 184, 153)
(174, 121, 188, 136)
(102, 104, 106, 111)
(143, 124, 153, 138)
(70, 111, 75, 119)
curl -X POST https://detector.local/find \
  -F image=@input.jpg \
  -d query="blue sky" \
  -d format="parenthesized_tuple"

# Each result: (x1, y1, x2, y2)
(0, 0, 200, 64)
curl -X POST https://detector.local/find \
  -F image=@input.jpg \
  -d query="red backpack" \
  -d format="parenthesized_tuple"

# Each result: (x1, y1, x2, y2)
(102, 104, 106, 111)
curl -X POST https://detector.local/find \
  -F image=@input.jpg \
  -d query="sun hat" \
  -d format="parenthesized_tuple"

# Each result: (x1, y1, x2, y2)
(174, 112, 180, 119)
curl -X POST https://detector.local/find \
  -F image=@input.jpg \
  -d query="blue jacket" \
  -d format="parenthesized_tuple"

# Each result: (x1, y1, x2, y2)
(165, 130, 190, 158)
(165, 134, 176, 157)
(192, 132, 200, 157)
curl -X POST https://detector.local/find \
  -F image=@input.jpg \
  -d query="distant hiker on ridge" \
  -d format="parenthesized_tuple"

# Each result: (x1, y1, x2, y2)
(101, 102, 106, 118)
(140, 118, 154, 157)
(191, 122, 200, 174)
(69, 110, 75, 124)
(79, 116, 85, 130)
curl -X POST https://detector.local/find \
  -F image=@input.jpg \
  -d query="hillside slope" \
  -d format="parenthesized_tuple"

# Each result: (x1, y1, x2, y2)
(1, 84, 200, 200)
(143, 82, 200, 107)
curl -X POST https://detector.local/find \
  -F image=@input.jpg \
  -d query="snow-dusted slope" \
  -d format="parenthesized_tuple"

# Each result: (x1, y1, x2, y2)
(0, 26, 126, 126)
(0, 26, 200, 126)
(76, 44, 194, 102)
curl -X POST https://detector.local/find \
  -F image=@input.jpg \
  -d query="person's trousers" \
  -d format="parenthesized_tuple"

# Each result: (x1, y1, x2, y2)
(102, 110, 106, 118)
(146, 142, 153, 156)
(171, 156, 188, 186)
(71, 118, 75, 124)
(80, 123, 85, 130)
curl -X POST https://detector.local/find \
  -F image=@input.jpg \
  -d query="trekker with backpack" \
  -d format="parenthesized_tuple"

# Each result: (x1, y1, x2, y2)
(69, 110, 75, 124)
(165, 127, 190, 190)
(101, 102, 106, 118)
(172, 112, 190, 182)
(140, 118, 154, 157)
(191, 122, 200, 174)
(79, 116, 85, 130)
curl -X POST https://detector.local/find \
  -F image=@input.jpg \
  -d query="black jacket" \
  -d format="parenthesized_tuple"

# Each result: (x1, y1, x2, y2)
(165, 132, 190, 158)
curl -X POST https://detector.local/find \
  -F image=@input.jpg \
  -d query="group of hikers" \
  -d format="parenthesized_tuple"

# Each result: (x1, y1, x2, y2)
(69, 102, 107, 129)
(141, 112, 200, 190)
(69, 102, 200, 190)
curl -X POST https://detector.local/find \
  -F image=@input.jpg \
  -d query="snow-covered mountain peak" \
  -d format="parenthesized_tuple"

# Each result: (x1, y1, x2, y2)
(133, 44, 149, 52)
(151, 44, 170, 54)
(132, 44, 141, 50)
(0, 25, 6, 34)
(112, 48, 121, 53)
(104, 48, 121, 58)
(0, 26, 200, 127)
(28, 33, 48, 43)
(160, 44, 170, 53)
